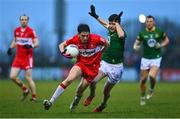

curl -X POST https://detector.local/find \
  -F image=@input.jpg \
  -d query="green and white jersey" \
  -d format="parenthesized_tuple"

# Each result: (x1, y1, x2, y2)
(137, 27, 166, 59)
(102, 30, 126, 64)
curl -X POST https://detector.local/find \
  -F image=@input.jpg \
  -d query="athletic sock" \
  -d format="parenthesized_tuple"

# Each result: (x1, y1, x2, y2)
(32, 94, 37, 99)
(50, 83, 66, 104)
(22, 85, 28, 93)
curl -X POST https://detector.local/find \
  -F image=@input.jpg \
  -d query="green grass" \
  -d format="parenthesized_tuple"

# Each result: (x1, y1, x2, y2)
(0, 79, 180, 118)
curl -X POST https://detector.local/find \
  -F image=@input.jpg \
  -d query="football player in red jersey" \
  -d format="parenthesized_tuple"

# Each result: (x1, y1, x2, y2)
(70, 5, 126, 112)
(7, 14, 39, 102)
(43, 23, 109, 110)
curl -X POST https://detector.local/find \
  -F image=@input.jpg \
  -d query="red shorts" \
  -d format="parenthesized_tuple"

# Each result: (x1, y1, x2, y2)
(12, 56, 33, 70)
(75, 62, 99, 83)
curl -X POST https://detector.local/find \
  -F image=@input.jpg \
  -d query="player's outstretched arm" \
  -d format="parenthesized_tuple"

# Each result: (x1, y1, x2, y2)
(88, 5, 108, 29)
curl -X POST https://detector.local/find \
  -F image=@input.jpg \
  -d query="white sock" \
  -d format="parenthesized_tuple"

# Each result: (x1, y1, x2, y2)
(50, 85, 65, 104)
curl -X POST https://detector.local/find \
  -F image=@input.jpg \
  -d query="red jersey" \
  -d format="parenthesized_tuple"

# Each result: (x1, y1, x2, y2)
(66, 34, 107, 83)
(14, 26, 36, 59)
(66, 34, 106, 67)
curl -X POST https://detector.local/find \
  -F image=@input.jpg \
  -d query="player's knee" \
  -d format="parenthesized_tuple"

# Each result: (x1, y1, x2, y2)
(140, 75, 147, 80)
(27, 79, 34, 84)
(149, 75, 156, 83)
(10, 75, 16, 80)
(140, 79, 147, 84)
(25, 74, 32, 80)
(140, 75, 147, 82)
(62, 79, 73, 87)
(149, 75, 156, 80)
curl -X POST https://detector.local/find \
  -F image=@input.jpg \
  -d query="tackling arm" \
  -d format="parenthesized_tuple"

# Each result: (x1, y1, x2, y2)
(88, 5, 109, 29)
(102, 40, 110, 52)
(97, 17, 109, 29)
(115, 22, 125, 39)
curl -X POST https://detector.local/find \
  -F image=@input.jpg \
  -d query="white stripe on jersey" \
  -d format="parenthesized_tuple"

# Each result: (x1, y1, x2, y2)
(15, 37, 33, 45)
(79, 45, 104, 57)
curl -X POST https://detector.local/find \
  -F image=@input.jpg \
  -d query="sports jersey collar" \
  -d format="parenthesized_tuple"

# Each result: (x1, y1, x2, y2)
(20, 26, 27, 32)
(108, 30, 116, 36)
(146, 26, 156, 32)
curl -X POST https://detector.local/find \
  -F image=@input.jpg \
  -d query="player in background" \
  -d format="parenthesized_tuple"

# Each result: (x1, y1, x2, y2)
(133, 15, 169, 105)
(69, 5, 126, 112)
(43, 23, 109, 110)
(7, 14, 39, 102)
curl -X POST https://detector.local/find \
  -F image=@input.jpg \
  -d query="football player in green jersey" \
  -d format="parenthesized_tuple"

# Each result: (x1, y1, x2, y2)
(133, 15, 169, 106)
(69, 5, 126, 112)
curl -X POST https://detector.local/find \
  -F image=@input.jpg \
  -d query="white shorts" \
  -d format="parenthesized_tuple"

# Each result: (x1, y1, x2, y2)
(100, 60, 123, 84)
(141, 57, 162, 70)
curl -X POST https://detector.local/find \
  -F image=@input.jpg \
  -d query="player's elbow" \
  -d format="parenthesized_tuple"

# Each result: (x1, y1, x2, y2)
(118, 32, 125, 39)
(119, 35, 125, 39)
(166, 38, 170, 45)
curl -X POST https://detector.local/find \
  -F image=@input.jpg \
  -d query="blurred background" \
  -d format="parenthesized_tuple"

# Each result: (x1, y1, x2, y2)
(0, 0, 180, 82)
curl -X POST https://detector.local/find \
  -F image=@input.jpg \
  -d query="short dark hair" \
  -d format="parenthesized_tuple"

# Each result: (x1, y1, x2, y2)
(108, 14, 120, 22)
(146, 15, 155, 20)
(77, 24, 90, 33)
(19, 14, 29, 20)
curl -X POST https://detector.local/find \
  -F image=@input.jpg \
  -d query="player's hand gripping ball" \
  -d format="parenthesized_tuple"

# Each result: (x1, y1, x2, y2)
(65, 44, 79, 58)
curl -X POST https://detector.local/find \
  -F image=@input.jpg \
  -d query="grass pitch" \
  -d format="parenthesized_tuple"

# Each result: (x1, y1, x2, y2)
(0, 79, 180, 118)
